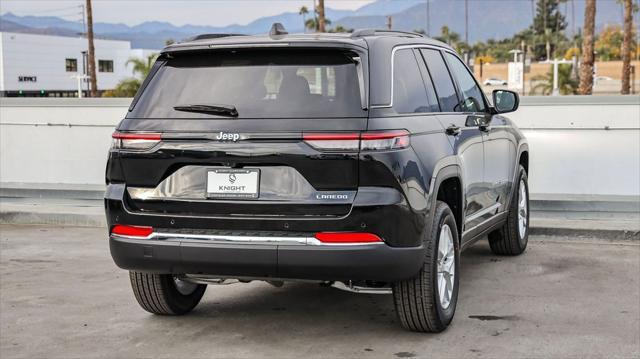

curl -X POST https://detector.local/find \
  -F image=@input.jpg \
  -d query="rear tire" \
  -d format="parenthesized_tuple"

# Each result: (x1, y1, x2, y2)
(129, 272, 207, 315)
(392, 201, 460, 333)
(488, 165, 529, 255)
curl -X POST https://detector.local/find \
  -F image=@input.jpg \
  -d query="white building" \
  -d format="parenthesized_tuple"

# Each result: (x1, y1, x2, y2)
(0, 32, 157, 97)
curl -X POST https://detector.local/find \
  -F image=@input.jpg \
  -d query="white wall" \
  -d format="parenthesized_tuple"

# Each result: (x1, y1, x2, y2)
(0, 96, 639, 199)
(0, 32, 132, 91)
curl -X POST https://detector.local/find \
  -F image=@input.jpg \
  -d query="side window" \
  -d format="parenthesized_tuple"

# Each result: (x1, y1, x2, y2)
(393, 49, 435, 114)
(420, 49, 459, 112)
(444, 52, 486, 113)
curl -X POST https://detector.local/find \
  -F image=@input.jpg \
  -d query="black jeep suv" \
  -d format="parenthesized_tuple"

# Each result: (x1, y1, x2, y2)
(106, 26, 529, 333)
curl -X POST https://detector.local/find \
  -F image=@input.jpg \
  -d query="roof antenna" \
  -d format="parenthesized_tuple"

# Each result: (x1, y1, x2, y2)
(269, 23, 288, 38)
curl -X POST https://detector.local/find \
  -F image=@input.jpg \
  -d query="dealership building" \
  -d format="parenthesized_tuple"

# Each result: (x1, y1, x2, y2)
(0, 32, 156, 97)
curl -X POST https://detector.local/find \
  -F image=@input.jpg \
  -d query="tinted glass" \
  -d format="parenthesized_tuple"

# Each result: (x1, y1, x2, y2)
(420, 49, 459, 112)
(414, 52, 441, 112)
(129, 49, 365, 119)
(393, 49, 435, 113)
(444, 52, 486, 113)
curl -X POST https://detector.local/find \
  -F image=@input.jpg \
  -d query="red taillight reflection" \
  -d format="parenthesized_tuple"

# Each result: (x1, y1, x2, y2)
(111, 225, 153, 238)
(112, 132, 161, 141)
(314, 232, 382, 243)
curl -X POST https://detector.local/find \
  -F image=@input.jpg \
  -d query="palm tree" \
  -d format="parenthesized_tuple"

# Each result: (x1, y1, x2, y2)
(578, 0, 596, 95)
(532, 64, 579, 95)
(305, 17, 331, 32)
(299, 6, 309, 33)
(103, 53, 158, 97)
(126, 53, 159, 79)
(620, 0, 634, 94)
(318, 0, 326, 32)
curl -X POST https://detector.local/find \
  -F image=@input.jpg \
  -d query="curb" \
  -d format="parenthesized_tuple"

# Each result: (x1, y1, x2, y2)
(0, 211, 106, 227)
(529, 226, 639, 241)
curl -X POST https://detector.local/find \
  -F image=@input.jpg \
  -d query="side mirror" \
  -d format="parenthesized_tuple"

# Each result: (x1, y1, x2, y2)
(492, 90, 519, 114)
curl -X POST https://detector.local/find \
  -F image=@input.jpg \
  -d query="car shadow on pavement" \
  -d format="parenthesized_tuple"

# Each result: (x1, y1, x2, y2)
(142, 240, 499, 336)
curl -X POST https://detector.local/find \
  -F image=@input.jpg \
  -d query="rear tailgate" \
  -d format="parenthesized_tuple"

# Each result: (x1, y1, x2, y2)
(110, 47, 368, 218)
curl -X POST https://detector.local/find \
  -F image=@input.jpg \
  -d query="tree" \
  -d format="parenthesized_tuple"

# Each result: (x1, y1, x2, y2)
(621, 0, 634, 94)
(595, 25, 636, 60)
(126, 53, 159, 78)
(434, 26, 461, 46)
(102, 78, 140, 98)
(578, 0, 596, 95)
(298, 6, 309, 33)
(102, 53, 158, 97)
(328, 25, 352, 33)
(531, 0, 568, 60)
(531, 64, 579, 95)
(305, 17, 331, 32)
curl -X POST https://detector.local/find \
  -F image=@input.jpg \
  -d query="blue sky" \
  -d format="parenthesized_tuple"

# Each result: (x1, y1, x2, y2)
(0, 0, 376, 26)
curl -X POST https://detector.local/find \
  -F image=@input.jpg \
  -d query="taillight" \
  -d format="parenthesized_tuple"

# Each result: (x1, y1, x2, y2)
(111, 224, 154, 238)
(303, 130, 409, 151)
(361, 130, 410, 150)
(314, 232, 383, 243)
(111, 132, 161, 150)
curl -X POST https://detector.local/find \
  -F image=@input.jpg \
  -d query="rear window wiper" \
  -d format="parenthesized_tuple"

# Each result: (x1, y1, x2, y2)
(173, 104, 238, 117)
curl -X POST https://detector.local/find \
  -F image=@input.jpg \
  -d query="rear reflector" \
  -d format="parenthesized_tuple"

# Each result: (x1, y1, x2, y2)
(314, 232, 382, 243)
(111, 132, 162, 150)
(303, 130, 409, 151)
(111, 224, 154, 238)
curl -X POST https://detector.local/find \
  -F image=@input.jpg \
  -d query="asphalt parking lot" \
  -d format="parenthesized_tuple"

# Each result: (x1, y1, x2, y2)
(0, 225, 638, 359)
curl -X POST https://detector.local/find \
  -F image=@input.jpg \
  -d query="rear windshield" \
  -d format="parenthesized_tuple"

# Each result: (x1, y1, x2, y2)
(128, 49, 366, 119)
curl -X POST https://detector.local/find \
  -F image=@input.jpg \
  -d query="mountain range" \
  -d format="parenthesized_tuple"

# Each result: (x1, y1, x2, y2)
(0, 0, 626, 49)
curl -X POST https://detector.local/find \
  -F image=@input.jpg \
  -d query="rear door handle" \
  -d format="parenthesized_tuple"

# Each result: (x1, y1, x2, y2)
(446, 125, 461, 136)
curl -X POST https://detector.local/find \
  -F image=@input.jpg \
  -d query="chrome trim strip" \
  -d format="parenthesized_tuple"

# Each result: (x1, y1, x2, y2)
(465, 202, 502, 224)
(370, 44, 456, 109)
(110, 232, 384, 246)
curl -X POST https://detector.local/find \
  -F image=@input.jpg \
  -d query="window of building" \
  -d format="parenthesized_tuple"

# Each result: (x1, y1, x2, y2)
(98, 60, 114, 73)
(65, 58, 78, 72)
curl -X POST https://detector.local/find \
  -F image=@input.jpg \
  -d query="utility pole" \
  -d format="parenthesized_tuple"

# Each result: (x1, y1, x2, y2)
(318, 0, 326, 32)
(85, 0, 97, 97)
(464, 0, 468, 44)
(522, 41, 527, 96)
(426, 0, 431, 36)
(386, 16, 392, 30)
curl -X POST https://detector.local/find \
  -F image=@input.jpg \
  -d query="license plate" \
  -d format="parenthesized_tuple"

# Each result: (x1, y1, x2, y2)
(206, 169, 260, 199)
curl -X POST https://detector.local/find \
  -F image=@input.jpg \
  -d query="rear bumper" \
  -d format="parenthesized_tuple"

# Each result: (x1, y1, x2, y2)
(110, 234, 424, 281)
(105, 182, 428, 281)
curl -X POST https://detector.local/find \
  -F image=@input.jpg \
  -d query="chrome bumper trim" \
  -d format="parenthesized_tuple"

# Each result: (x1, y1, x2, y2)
(110, 232, 384, 246)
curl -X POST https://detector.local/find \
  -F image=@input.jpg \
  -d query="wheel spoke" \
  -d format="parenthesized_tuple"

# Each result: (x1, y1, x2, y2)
(436, 223, 455, 310)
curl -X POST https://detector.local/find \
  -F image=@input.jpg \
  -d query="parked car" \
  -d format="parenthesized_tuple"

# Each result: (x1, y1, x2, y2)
(484, 77, 508, 86)
(106, 25, 529, 333)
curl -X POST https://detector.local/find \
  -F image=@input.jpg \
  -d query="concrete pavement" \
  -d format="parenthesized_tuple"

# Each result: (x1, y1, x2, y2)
(1, 225, 638, 358)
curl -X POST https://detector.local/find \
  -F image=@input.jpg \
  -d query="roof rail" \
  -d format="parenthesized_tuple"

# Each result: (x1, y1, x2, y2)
(183, 33, 245, 42)
(351, 29, 425, 39)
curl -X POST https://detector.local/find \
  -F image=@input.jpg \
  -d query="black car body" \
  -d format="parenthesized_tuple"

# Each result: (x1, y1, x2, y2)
(106, 27, 529, 332)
